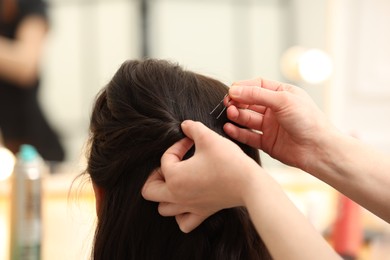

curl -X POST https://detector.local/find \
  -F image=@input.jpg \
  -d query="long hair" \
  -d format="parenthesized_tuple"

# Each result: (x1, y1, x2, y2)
(85, 59, 272, 259)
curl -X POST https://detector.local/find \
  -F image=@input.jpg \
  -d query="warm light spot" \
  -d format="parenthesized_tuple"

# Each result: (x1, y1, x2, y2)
(280, 46, 333, 84)
(0, 147, 15, 181)
(298, 49, 333, 84)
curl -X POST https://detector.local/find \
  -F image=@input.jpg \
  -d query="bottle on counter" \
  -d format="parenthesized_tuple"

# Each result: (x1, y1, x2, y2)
(10, 144, 47, 260)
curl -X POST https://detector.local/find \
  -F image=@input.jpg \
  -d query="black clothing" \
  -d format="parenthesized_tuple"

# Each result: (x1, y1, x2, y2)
(0, 0, 65, 161)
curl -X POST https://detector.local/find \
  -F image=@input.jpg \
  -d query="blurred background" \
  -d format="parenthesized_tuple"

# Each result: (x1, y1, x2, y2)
(38, 0, 390, 163)
(1, 0, 390, 259)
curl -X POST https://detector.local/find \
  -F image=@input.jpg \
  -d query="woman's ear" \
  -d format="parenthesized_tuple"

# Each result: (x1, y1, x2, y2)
(92, 182, 105, 215)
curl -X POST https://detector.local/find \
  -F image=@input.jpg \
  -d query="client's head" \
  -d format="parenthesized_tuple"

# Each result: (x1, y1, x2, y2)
(85, 59, 271, 259)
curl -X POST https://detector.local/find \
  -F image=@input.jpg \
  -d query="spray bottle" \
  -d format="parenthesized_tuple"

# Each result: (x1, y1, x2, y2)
(10, 144, 46, 260)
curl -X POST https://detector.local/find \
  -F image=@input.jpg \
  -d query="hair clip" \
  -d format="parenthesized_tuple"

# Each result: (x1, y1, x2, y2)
(209, 94, 228, 119)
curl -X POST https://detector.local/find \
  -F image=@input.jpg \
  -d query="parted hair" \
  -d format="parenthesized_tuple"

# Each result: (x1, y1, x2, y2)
(85, 59, 272, 259)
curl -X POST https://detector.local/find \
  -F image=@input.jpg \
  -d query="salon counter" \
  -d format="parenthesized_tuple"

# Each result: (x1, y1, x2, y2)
(0, 167, 96, 260)
(0, 165, 389, 259)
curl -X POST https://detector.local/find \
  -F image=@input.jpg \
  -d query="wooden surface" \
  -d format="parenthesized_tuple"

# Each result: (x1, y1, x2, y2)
(0, 171, 96, 260)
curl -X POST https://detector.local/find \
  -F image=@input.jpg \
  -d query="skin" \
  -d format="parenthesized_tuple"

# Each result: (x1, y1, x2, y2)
(223, 78, 390, 223)
(141, 77, 390, 258)
(142, 120, 341, 260)
(0, 15, 47, 87)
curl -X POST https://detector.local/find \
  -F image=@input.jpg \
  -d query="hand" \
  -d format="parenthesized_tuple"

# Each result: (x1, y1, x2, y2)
(223, 78, 338, 171)
(142, 120, 261, 233)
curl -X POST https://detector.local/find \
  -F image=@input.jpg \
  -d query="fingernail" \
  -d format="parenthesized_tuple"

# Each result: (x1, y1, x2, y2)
(229, 85, 242, 98)
(181, 120, 191, 126)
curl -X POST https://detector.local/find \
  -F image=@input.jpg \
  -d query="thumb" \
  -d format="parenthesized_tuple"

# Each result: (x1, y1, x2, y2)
(161, 136, 194, 167)
(181, 120, 219, 145)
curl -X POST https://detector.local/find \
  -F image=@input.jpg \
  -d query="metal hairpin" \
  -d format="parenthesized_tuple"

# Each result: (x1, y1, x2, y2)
(209, 94, 228, 119)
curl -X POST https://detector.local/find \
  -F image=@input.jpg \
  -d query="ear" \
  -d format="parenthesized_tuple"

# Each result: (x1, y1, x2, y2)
(92, 182, 105, 215)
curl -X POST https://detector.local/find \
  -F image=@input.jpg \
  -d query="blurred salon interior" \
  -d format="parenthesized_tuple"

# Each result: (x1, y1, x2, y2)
(1, 0, 390, 259)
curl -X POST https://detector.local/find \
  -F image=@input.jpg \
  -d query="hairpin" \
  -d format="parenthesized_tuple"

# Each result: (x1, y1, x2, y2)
(209, 94, 228, 119)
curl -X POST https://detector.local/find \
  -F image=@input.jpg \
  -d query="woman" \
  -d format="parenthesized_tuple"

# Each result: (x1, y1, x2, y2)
(84, 59, 272, 259)
(0, 0, 64, 161)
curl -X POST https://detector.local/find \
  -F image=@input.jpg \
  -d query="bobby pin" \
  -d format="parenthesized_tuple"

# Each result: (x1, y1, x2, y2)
(209, 94, 228, 119)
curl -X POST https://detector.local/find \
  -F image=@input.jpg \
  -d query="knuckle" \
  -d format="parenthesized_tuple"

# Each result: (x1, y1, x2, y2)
(255, 77, 263, 86)
(167, 175, 183, 194)
(278, 91, 292, 103)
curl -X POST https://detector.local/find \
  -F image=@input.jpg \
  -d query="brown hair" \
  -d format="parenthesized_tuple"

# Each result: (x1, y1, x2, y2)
(85, 59, 272, 259)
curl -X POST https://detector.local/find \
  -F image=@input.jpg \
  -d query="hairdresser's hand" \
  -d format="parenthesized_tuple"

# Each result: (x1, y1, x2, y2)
(142, 120, 262, 233)
(224, 78, 338, 172)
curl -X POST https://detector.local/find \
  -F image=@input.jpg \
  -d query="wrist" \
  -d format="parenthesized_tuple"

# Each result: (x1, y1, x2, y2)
(304, 126, 350, 181)
(240, 164, 269, 208)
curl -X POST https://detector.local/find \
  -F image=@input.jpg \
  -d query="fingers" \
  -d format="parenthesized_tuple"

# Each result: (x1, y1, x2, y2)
(175, 213, 208, 233)
(224, 123, 262, 149)
(142, 168, 172, 202)
(226, 106, 264, 131)
(181, 120, 208, 141)
(158, 204, 209, 233)
(161, 137, 194, 166)
(158, 202, 186, 216)
(232, 77, 262, 87)
(180, 120, 220, 146)
(225, 98, 266, 114)
(143, 137, 195, 205)
(228, 78, 296, 112)
(233, 77, 290, 92)
(228, 85, 282, 110)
